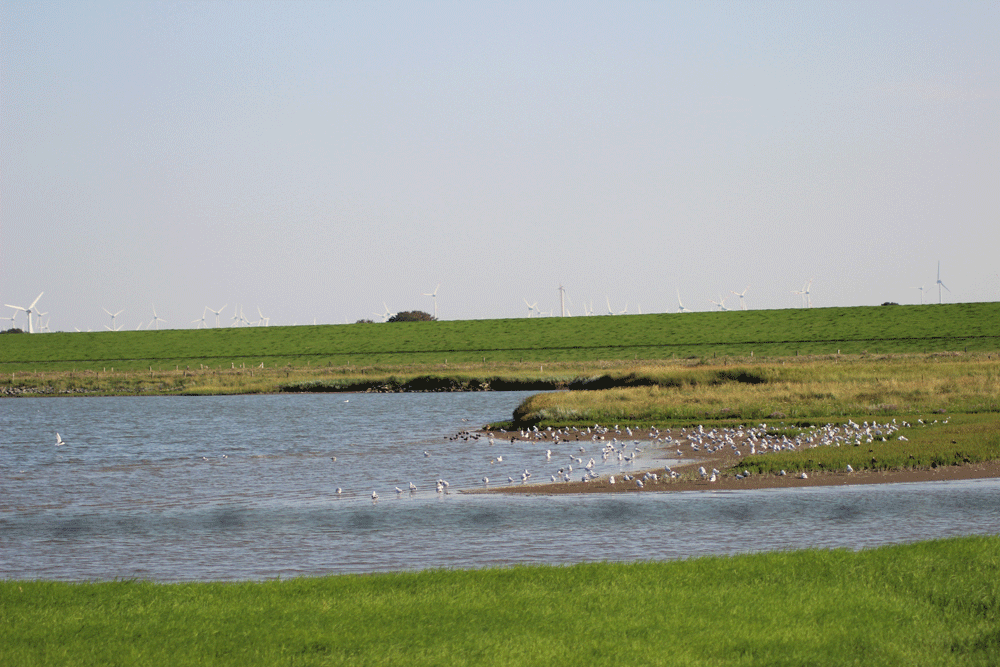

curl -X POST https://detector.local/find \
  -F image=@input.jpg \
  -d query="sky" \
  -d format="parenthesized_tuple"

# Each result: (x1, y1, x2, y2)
(2, 1, 997, 332)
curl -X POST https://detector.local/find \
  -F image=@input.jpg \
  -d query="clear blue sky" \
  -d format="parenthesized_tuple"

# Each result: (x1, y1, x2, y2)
(2, 1, 997, 331)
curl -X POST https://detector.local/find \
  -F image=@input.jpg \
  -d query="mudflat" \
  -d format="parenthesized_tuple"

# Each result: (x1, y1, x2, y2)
(479, 454, 1000, 495)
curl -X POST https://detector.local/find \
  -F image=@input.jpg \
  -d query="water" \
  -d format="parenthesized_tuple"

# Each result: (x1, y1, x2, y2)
(2, 393, 999, 581)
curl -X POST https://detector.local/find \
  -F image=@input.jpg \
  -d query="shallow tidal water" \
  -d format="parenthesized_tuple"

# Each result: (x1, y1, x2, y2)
(2, 393, 999, 581)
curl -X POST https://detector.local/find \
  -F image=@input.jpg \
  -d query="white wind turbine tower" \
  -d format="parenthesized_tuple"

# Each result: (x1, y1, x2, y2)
(207, 305, 227, 327)
(192, 308, 208, 328)
(230, 305, 250, 327)
(792, 279, 813, 308)
(606, 296, 627, 315)
(676, 289, 691, 313)
(523, 298, 538, 318)
(709, 296, 728, 311)
(423, 284, 440, 319)
(912, 286, 927, 305)
(731, 286, 749, 310)
(149, 305, 166, 330)
(557, 284, 568, 317)
(372, 303, 395, 323)
(5, 292, 44, 333)
(255, 306, 270, 327)
(936, 261, 950, 304)
(103, 307, 124, 331)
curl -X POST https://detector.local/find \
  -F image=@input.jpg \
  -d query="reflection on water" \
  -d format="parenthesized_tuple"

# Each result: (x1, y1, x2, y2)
(2, 394, 999, 581)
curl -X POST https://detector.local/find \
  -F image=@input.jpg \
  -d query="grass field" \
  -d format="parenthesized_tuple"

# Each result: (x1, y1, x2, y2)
(2, 302, 999, 374)
(2, 535, 998, 666)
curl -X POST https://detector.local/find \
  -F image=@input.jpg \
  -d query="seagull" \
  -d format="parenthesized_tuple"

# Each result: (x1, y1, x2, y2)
(482, 476, 489, 486)
(55, 433, 66, 446)
(371, 490, 379, 501)
(409, 482, 417, 492)
(395, 486, 403, 495)
(335, 487, 343, 495)
(846, 464, 854, 473)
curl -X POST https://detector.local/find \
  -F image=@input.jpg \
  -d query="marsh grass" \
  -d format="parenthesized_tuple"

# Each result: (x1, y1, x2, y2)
(509, 355, 1000, 426)
(2, 536, 998, 666)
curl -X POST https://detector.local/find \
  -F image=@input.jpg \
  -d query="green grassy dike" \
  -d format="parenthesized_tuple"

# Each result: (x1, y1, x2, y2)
(3, 536, 998, 667)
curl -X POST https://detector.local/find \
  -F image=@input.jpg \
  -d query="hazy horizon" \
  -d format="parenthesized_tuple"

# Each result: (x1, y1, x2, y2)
(2, 1, 997, 332)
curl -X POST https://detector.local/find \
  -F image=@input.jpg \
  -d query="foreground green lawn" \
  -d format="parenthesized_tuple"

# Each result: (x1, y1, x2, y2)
(3, 536, 998, 666)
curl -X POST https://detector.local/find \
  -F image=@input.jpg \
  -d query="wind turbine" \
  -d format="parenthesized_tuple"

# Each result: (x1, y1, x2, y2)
(792, 279, 813, 308)
(149, 305, 166, 330)
(676, 289, 691, 313)
(936, 262, 950, 304)
(372, 303, 395, 322)
(192, 308, 208, 328)
(255, 306, 270, 327)
(207, 305, 227, 327)
(103, 307, 124, 331)
(36, 311, 50, 333)
(5, 292, 44, 333)
(731, 286, 749, 310)
(423, 284, 440, 319)
(912, 286, 927, 305)
(523, 298, 538, 318)
(605, 297, 627, 315)
(230, 305, 251, 327)
(557, 284, 571, 317)
(709, 296, 728, 311)
(3, 309, 18, 330)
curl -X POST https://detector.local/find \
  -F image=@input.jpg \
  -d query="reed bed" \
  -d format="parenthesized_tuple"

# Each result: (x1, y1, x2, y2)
(2, 536, 998, 666)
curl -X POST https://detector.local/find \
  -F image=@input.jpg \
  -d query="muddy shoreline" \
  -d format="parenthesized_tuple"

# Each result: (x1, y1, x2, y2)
(472, 454, 1000, 495)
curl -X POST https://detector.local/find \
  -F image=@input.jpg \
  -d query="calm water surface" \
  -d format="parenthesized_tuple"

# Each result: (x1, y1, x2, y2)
(2, 393, 999, 581)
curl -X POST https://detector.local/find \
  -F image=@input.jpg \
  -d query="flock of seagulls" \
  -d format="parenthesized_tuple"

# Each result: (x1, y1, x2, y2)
(351, 415, 943, 501)
(47, 415, 938, 502)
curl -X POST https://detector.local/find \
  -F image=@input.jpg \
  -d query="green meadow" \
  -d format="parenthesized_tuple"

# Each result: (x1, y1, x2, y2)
(2, 302, 999, 400)
(2, 302, 999, 374)
(2, 536, 998, 667)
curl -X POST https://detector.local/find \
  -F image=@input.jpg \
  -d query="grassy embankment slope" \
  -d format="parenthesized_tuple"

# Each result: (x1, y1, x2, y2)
(1, 302, 998, 397)
(3, 536, 999, 667)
